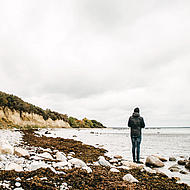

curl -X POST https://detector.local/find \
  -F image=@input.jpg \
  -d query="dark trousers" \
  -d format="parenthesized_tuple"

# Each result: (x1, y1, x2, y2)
(131, 136, 141, 162)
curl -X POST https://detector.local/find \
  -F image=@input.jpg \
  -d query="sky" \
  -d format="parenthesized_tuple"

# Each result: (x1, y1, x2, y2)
(0, 0, 190, 127)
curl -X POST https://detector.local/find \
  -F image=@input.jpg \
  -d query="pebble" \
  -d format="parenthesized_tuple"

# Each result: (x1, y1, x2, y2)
(110, 168, 120, 173)
(15, 182, 21, 187)
(169, 157, 176, 161)
(180, 170, 188, 175)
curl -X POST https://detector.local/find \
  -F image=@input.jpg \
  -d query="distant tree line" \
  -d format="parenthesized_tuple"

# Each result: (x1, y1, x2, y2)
(0, 91, 105, 128)
(68, 117, 105, 128)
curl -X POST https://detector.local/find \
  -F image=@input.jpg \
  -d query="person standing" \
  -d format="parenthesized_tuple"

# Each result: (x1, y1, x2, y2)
(128, 107, 145, 163)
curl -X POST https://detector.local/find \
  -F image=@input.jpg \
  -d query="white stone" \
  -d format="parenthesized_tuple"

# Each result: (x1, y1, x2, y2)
(82, 166, 92, 173)
(16, 177, 21, 181)
(142, 166, 157, 174)
(0, 155, 7, 161)
(0, 162, 4, 169)
(49, 167, 57, 173)
(40, 177, 48, 180)
(117, 166, 130, 170)
(28, 161, 49, 171)
(109, 158, 118, 164)
(98, 156, 112, 167)
(0, 142, 14, 155)
(30, 156, 43, 160)
(53, 161, 68, 168)
(110, 168, 120, 173)
(38, 152, 53, 160)
(69, 152, 75, 155)
(56, 152, 67, 161)
(67, 156, 73, 160)
(68, 158, 87, 168)
(93, 161, 100, 166)
(123, 174, 139, 183)
(14, 147, 30, 157)
(5, 163, 23, 172)
(15, 182, 21, 187)
(60, 183, 68, 190)
(15, 158, 25, 165)
(146, 155, 165, 167)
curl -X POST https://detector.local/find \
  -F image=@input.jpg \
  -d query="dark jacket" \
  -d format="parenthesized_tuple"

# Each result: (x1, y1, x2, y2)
(128, 112, 145, 137)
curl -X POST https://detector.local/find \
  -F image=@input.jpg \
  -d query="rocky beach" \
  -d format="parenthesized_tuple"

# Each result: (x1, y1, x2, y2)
(0, 128, 189, 190)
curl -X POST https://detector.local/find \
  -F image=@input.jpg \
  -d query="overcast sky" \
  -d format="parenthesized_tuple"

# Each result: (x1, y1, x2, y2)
(0, 0, 190, 127)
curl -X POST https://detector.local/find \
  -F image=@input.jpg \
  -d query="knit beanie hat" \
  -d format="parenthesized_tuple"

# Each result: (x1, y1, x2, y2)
(134, 107, 140, 113)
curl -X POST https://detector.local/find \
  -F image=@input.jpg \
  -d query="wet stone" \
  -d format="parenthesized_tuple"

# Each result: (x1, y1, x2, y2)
(180, 170, 188, 175)
(178, 160, 187, 166)
(169, 157, 176, 161)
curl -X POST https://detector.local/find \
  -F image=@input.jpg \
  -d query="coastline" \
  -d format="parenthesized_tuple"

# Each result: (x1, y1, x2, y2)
(0, 128, 189, 189)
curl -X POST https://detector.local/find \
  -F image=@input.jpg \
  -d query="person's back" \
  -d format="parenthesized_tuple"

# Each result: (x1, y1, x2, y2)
(128, 107, 145, 163)
(128, 111, 145, 137)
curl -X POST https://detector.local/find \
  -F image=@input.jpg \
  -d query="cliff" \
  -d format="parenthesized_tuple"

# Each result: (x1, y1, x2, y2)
(0, 106, 70, 128)
(0, 91, 105, 129)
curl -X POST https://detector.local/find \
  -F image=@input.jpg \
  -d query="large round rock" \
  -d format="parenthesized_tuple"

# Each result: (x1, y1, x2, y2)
(146, 155, 165, 167)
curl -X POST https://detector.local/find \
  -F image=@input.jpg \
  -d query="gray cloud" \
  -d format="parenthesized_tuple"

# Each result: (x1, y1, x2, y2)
(0, 0, 190, 126)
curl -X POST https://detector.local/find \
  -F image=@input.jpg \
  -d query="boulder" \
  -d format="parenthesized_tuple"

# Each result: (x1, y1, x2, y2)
(169, 157, 176, 161)
(14, 147, 30, 157)
(121, 161, 144, 170)
(178, 160, 187, 166)
(185, 161, 190, 169)
(110, 168, 120, 173)
(0, 142, 14, 155)
(5, 163, 23, 172)
(55, 152, 67, 162)
(145, 155, 164, 167)
(98, 156, 112, 167)
(68, 158, 87, 168)
(123, 174, 139, 183)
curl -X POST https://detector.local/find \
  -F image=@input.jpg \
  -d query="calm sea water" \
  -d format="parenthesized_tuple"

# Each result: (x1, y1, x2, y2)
(38, 127, 190, 185)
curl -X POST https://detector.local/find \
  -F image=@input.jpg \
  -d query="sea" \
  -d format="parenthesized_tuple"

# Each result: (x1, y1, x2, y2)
(38, 127, 190, 186)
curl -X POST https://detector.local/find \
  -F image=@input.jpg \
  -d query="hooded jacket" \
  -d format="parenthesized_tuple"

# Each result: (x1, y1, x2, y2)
(128, 112, 145, 137)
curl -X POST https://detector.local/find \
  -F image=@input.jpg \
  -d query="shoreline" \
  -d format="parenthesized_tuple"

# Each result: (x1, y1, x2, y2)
(0, 129, 189, 189)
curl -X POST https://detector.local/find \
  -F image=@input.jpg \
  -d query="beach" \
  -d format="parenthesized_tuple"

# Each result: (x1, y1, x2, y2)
(0, 128, 189, 189)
